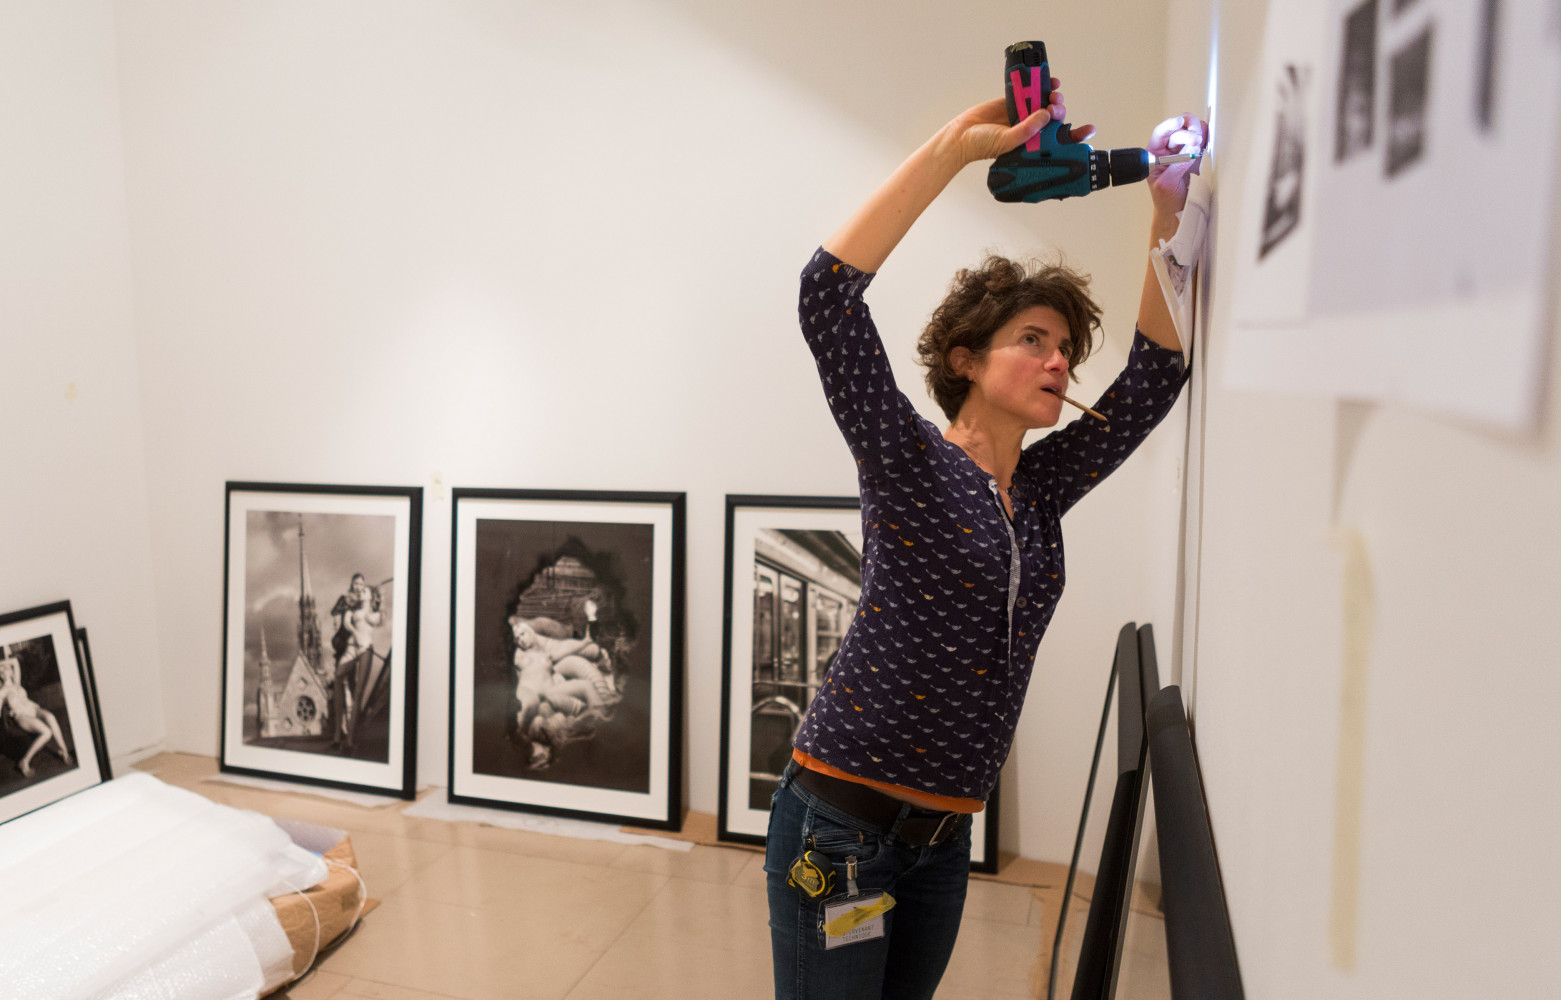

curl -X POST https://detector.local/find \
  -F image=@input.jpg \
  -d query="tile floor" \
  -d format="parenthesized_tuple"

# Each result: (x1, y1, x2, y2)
(135, 753, 1074, 1000)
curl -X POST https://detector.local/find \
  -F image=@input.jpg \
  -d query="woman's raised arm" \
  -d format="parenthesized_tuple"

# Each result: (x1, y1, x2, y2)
(822, 86, 1092, 274)
(1135, 113, 1209, 352)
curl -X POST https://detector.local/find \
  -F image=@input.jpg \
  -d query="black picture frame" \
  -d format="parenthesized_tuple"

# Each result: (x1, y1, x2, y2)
(1146, 685, 1244, 999)
(220, 481, 422, 799)
(1050, 622, 1161, 1000)
(447, 488, 685, 830)
(72, 627, 113, 779)
(0, 600, 111, 825)
(716, 495, 999, 873)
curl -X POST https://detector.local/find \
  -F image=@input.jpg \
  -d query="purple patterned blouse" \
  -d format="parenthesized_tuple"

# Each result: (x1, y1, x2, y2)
(792, 247, 1188, 801)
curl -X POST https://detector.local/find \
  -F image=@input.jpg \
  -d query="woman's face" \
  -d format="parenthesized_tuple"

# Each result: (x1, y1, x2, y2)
(958, 305, 1071, 430)
(510, 620, 537, 649)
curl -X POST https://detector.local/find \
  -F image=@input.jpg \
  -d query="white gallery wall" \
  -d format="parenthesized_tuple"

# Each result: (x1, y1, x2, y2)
(10, 0, 1561, 990)
(0, 2, 165, 762)
(109, 0, 1179, 864)
(1169, 0, 1561, 996)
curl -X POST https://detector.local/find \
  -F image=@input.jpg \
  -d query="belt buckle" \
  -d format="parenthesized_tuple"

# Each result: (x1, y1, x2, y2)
(929, 812, 958, 846)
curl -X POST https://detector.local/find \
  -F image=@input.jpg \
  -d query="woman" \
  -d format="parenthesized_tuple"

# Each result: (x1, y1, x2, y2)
(0, 654, 73, 778)
(329, 572, 383, 751)
(765, 81, 1207, 999)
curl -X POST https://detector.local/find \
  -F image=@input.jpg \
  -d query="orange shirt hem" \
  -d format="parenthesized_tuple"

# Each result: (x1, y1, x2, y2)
(791, 750, 984, 814)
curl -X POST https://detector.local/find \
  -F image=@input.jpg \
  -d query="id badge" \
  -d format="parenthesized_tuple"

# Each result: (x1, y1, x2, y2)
(821, 890, 896, 950)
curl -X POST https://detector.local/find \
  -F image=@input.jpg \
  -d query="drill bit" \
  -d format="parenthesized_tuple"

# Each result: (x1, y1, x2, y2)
(1150, 151, 1204, 165)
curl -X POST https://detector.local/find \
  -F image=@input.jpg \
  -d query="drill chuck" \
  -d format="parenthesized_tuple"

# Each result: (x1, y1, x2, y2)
(1106, 147, 1151, 187)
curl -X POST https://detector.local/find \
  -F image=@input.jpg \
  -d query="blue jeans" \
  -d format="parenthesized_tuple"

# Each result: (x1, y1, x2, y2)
(764, 761, 973, 1000)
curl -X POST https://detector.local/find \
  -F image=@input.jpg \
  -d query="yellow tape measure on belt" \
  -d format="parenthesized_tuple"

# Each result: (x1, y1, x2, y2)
(787, 851, 835, 899)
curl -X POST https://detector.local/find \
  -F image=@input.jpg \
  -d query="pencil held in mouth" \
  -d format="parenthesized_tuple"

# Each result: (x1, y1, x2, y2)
(1061, 393, 1109, 425)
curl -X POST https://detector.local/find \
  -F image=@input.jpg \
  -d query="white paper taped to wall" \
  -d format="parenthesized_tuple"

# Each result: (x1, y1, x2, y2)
(1225, 0, 1561, 430)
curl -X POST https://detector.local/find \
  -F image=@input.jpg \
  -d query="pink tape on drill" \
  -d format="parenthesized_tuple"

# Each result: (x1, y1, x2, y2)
(1010, 67, 1046, 152)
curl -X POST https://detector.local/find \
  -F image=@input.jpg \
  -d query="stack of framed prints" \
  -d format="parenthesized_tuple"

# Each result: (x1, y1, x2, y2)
(716, 496, 998, 872)
(220, 482, 422, 799)
(0, 601, 111, 826)
(448, 489, 685, 830)
(208, 481, 1003, 864)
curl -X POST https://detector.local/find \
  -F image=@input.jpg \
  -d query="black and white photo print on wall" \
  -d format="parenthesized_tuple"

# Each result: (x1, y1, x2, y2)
(1260, 63, 1311, 259)
(449, 489, 685, 829)
(1386, 25, 1433, 177)
(1335, 0, 1378, 163)
(221, 482, 422, 798)
(0, 601, 109, 826)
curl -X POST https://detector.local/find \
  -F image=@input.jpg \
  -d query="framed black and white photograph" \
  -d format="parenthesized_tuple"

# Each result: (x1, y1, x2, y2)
(1259, 63, 1311, 259)
(1335, 0, 1378, 163)
(449, 488, 684, 829)
(0, 601, 110, 826)
(221, 482, 422, 798)
(1475, 0, 1499, 131)
(1385, 25, 1432, 178)
(716, 496, 998, 872)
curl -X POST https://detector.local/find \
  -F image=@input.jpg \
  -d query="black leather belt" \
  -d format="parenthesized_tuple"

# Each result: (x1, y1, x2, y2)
(794, 766, 963, 847)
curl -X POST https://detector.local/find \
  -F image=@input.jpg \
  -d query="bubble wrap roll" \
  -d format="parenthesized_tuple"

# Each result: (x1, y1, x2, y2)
(0, 773, 326, 998)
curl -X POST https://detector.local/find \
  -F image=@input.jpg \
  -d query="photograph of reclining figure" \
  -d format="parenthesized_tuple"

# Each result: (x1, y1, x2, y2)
(449, 489, 685, 829)
(0, 601, 107, 827)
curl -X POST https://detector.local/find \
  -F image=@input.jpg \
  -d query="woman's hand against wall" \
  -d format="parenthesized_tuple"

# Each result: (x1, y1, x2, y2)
(941, 80, 1096, 166)
(1146, 114, 1208, 223)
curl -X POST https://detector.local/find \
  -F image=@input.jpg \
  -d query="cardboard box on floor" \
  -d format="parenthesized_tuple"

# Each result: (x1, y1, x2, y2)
(264, 818, 377, 993)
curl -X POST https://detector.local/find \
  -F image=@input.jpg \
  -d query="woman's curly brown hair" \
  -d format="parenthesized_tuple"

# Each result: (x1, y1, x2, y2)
(916, 254, 1102, 421)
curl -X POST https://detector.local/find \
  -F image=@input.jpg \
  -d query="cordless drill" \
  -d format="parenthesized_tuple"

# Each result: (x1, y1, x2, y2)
(987, 41, 1170, 203)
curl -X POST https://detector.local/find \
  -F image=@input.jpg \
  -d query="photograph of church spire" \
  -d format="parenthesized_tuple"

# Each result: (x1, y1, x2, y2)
(250, 513, 374, 749)
(222, 482, 422, 798)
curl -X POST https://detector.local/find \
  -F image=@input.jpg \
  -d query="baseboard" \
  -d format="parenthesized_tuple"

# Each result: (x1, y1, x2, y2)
(109, 740, 168, 775)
